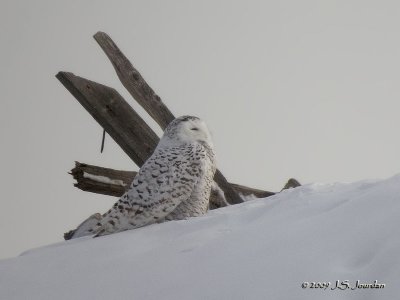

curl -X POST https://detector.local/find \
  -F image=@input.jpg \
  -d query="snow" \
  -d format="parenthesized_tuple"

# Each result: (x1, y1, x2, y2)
(1, 175, 400, 300)
(83, 172, 126, 186)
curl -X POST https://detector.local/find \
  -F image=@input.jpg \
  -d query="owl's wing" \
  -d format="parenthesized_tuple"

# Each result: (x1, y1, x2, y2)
(94, 148, 203, 236)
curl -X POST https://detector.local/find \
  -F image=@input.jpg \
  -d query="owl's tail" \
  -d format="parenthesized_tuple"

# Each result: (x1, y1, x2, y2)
(64, 213, 102, 240)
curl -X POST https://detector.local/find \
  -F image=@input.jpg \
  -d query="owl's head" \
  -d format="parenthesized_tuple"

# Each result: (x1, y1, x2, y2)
(161, 116, 214, 148)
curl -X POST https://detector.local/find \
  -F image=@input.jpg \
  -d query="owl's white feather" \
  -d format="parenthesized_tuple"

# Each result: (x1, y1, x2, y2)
(66, 116, 216, 239)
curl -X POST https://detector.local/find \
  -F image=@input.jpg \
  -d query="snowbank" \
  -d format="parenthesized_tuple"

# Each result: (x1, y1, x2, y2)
(1, 175, 399, 300)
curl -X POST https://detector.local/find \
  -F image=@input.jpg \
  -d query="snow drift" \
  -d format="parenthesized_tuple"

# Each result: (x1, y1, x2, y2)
(1, 175, 399, 300)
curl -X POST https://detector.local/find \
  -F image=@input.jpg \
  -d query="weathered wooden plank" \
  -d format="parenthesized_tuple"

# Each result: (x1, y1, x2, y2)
(93, 31, 243, 205)
(93, 31, 174, 129)
(70, 162, 278, 207)
(56, 72, 159, 167)
(71, 161, 133, 197)
(70, 162, 229, 209)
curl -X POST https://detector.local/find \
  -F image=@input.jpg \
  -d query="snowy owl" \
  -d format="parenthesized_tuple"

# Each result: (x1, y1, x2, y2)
(65, 116, 216, 239)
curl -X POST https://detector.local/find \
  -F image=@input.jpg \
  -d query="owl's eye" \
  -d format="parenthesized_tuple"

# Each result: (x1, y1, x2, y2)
(191, 127, 199, 131)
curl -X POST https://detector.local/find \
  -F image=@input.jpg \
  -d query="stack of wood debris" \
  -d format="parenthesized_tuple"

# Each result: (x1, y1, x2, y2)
(57, 32, 301, 210)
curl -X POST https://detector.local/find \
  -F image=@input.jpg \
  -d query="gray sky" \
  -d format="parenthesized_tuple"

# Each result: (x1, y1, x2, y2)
(1, 0, 400, 259)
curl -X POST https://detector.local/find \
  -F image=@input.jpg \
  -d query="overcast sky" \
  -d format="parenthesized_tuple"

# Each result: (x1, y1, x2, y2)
(1, 0, 400, 259)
